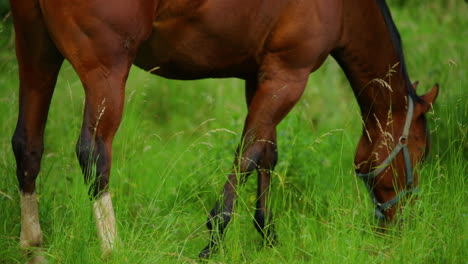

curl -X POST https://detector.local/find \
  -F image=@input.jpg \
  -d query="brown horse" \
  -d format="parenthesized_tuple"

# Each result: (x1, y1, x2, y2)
(10, 0, 438, 261)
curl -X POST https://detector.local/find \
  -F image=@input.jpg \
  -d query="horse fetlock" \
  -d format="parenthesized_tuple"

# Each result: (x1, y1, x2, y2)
(76, 136, 110, 197)
(75, 137, 99, 176)
(207, 206, 232, 231)
(20, 229, 43, 249)
(199, 242, 219, 260)
(253, 210, 277, 245)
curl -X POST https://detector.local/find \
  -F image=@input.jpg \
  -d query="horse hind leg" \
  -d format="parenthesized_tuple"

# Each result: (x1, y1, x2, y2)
(73, 62, 128, 257)
(10, 1, 64, 262)
(49, 23, 146, 258)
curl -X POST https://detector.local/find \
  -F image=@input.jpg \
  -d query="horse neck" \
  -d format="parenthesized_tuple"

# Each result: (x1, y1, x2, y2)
(332, 0, 412, 122)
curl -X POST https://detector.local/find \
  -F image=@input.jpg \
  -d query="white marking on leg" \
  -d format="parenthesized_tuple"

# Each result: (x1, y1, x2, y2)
(20, 192, 43, 249)
(20, 192, 47, 264)
(93, 192, 117, 256)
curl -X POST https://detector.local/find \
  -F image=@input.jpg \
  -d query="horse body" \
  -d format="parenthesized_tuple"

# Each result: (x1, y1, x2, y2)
(9, 0, 438, 262)
(135, 0, 341, 79)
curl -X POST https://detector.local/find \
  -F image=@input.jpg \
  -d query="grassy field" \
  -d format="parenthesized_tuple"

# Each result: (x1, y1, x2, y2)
(0, 2, 466, 264)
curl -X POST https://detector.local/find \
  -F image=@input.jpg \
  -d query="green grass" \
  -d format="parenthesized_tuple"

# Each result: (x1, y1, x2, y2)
(0, 2, 466, 263)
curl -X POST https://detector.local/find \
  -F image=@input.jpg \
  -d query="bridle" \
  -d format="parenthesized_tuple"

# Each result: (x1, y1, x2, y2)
(356, 97, 418, 220)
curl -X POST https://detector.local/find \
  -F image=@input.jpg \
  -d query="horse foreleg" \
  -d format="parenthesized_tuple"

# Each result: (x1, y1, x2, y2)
(247, 77, 278, 245)
(200, 60, 309, 258)
(199, 147, 257, 259)
(254, 150, 278, 246)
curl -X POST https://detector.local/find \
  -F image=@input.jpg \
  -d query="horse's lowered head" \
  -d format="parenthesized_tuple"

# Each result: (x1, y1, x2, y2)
(354, 82, 439, 221)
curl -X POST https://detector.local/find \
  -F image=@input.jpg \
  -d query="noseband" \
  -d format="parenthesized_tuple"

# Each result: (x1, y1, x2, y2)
(356, 97, 417, 220)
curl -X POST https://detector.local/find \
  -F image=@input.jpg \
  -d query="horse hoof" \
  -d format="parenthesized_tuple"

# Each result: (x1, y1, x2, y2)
(199, 245, 213, 260)
(266, 235, 278, 248)
(100, 247, 113, 260)
(25, 254, 47, 264)
(265, 240, 277, 248)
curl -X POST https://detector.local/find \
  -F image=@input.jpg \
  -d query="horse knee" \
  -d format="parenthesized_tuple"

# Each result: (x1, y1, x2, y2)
(12, 131, 43, 192)
(75, 136, 110, 197)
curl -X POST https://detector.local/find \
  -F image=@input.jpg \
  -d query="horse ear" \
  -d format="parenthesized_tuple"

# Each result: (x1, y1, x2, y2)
(419, 83, 439, 114)
(412, 81, 419, 90)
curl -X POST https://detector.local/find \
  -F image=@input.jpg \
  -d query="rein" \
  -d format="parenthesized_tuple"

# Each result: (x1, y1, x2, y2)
(356, 97, 418, 220)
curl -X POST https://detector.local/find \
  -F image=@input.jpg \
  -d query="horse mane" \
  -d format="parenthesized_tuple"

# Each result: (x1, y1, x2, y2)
(376, 0, 419, 101)
(376, 0, 429, 146)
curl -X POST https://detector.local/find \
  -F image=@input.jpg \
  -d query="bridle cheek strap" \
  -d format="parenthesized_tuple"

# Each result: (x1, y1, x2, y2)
(356, 97, 418, 220)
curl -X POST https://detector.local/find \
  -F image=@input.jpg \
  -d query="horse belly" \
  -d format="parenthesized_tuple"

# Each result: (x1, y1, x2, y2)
(134, 21, 257, 80)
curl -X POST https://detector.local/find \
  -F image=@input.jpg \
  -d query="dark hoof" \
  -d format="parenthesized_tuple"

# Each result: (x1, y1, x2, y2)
(199, 245, 215, 260)
(264, 234, 278, 248)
